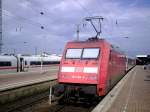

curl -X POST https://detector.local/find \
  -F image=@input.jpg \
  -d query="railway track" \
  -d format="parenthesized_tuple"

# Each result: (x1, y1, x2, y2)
(4, 90, 96, 112)
(1, 91, 95, 112)
(49, 103, 95, 112)
(1, 90, 49, 112)
(0, 79, 57, 112)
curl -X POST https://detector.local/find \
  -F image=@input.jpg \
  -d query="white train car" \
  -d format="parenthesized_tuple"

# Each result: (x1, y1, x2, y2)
(23, 55, 61, 71)
(23, 55, 61, 67)
(0, 55, 17, 73)
(0, 54, 61, 73)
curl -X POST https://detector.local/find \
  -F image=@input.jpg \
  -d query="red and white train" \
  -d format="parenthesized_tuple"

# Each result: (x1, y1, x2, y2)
(55, 38, 135, 101)
(0, 54, 61, 73)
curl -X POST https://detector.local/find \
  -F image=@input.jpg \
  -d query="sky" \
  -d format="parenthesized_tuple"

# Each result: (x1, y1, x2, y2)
(2, 0, 150, 57)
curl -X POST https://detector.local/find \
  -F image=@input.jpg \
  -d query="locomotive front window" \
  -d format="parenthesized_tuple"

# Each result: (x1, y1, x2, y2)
(82, 48, 100, 59)
(65, 48, 82, 59)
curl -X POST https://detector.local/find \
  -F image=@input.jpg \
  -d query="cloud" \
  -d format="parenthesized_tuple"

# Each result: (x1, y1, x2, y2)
(2, 0, 150, 56)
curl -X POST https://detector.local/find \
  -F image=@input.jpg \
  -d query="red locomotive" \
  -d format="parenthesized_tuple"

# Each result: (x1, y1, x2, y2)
(56, 38, 127, 99)
(54, 17, 134, 102)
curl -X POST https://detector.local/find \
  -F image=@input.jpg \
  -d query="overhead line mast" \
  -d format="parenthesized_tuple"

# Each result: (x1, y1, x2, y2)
(0, 0, 2, 54)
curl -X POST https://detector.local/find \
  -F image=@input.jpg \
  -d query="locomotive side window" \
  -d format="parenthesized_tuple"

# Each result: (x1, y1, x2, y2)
(82, 48, 100, 59)
(0, 61, 11, 66)
(65, 48, 82, 59)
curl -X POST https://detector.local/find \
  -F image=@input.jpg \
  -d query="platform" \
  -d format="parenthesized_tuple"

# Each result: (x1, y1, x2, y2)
(0, 66, 58, 92)
(92, 66, 150, 112)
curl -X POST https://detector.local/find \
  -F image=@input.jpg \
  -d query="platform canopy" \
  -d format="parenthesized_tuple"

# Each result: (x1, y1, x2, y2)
(136, 55, 150, 65)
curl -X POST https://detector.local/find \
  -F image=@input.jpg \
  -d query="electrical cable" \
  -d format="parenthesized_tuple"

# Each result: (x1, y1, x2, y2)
(72, 0, 92, 16)
(2, 9, 52, 33)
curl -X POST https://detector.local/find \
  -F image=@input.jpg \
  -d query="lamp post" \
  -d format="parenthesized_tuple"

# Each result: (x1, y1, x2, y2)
(40, 53, 43, 71)
(35, 47, 37, 55)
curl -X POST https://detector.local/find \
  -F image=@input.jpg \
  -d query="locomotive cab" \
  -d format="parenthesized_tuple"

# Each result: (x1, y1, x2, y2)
(59, 47, 100, 84)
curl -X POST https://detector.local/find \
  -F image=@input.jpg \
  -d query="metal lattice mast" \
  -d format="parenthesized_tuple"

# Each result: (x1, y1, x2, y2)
(0, 0, 2, 54)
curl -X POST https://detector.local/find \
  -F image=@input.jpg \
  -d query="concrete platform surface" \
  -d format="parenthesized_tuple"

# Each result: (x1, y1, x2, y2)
(0, 66, 58, 92)
(92, 66, 150, 112)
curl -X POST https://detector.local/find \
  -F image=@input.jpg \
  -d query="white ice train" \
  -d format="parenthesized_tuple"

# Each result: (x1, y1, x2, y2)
(0, 55, 18, 73)
(0, 54, 61, 73)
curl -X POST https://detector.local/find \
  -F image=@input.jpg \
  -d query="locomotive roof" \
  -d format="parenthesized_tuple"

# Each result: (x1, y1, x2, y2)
(67, 38, 125, 55)
(68, 38, 106, 43)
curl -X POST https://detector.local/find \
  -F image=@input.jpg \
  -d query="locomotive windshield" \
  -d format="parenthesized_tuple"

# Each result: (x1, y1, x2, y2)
(65, 48, 82, 59)
(82, 48, 99, 59)
(65, 48, 100, 59)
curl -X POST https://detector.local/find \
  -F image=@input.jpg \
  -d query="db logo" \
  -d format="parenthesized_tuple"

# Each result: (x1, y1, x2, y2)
(75, 67, 83, 72)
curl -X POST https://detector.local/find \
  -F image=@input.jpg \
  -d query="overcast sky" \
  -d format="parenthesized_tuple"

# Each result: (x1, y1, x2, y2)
(2, 0, 150, 57)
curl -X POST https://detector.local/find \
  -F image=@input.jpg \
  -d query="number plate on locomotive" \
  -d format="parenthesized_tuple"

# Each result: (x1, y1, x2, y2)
(75, 67, 83, 72)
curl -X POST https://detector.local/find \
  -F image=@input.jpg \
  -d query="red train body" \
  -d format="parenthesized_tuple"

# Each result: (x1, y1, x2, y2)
(57, 38, 127, 99)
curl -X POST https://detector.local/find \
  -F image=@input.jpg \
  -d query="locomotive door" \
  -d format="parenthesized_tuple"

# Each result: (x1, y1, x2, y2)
(108, 50, 112, 90)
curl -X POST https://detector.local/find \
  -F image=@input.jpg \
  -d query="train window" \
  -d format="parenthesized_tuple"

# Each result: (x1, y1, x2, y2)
(0, 61, 11, 66)
(43, 61, 51, 65)
(82, 48, 100, 59)
(25, 61, 27, 65)
(30, 61, 41, 65)
(65, 48, 82, 59)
